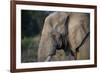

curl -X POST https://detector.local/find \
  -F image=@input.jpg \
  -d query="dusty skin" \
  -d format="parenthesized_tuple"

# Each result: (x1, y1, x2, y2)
(38, 12, 90, 62)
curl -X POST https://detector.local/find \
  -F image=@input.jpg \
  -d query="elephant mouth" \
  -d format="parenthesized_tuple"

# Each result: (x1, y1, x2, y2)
(55, 35, 66, 50)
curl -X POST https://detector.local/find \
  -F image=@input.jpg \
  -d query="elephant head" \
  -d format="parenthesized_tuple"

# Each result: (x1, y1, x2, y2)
(38, 12, 70, 62)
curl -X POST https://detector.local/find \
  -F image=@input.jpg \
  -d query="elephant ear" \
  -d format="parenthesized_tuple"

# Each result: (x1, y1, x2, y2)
(68, 13, 90, 52)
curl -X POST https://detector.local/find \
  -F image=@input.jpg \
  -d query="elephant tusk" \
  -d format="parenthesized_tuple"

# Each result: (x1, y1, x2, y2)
(45, 56, 52, 62)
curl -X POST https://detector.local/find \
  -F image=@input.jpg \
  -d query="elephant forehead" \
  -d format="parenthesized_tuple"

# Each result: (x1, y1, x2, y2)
(47, 12, 69, 19)
(45, 12, 68, 26)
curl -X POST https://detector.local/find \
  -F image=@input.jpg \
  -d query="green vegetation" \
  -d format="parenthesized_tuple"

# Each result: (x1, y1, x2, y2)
(21, 35, 40, 62)
(21, 10, 51, 63)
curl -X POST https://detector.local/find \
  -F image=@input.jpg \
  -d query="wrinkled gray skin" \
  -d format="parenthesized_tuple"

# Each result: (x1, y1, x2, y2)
(38, 12, 90, 62)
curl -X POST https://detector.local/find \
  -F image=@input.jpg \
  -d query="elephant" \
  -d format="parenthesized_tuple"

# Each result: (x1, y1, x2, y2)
(38, 12, 90, 62)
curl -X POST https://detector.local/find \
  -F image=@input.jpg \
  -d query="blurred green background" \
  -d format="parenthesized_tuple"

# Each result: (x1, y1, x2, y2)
(21, 10, 51, 63)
